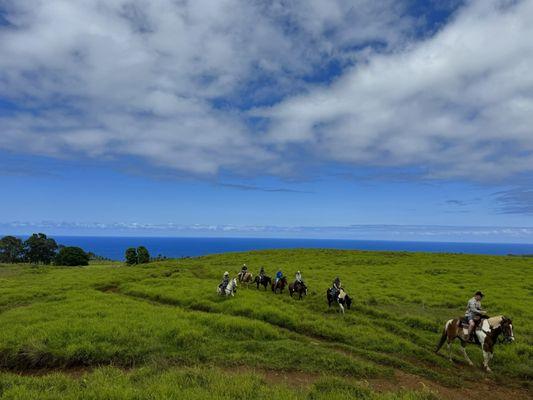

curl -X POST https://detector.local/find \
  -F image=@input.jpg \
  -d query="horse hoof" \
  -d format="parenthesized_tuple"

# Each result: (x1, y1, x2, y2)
(485, 367, 492, 373)
(468, 362, 474, 366)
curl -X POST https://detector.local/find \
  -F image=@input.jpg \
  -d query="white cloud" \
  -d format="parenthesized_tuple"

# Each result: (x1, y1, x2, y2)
(257, 0, 533, 180)
(0, 0, 531, 181)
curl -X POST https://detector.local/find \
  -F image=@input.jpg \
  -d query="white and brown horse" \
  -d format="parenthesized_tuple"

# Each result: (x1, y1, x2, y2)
(435, 315, 514, 372)
(238, 271, 253, 283)
(217, 278, 237, 296)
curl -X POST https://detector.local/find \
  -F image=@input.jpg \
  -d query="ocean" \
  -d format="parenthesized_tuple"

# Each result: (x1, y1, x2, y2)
(48, 236, 533, 261)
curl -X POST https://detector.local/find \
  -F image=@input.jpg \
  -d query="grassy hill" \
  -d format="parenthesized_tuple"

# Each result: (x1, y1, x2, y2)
(0, 249, 531, 399)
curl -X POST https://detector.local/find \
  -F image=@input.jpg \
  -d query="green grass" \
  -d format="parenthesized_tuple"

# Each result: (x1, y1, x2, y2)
(0, 249, 531, 399)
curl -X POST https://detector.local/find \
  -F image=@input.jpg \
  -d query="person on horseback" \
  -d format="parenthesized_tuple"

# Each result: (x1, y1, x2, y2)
(331, 276, 342, 298)
(238, 264, 248, 281)
(294, 270, 305, 289)
(465, 291, 487, 340)
(259, 266, 266, 282)
(220, 271, 230, 291)
(275, 270, 283, 286)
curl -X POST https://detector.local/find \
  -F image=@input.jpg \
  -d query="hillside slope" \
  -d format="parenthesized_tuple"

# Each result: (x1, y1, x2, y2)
(0, 249, 531, 399)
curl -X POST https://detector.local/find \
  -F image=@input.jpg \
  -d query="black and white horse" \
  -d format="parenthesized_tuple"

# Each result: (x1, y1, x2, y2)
(326, 288, 352, 314)
(435, 315, 514, 372)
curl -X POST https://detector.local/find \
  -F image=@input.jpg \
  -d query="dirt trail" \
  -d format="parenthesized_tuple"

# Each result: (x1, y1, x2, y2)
(368, 370, 531, 400)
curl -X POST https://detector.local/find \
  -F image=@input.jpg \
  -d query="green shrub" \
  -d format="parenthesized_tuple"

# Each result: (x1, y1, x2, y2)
(54, 246, 89, 266)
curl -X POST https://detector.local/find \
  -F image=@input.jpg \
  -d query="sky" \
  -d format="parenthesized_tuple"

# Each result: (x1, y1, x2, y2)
(0, 0, 532, 242)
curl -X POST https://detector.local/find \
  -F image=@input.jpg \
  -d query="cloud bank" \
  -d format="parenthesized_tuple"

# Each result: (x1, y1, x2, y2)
(0, 0, 532, 181)
(2, 221, 533, 243)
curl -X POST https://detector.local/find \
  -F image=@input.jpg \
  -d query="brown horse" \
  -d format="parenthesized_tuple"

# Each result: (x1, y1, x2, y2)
(435, 315, 514, 372)
(289, 281, 307, 300)
(271, 276, 287, 294)
(238, 271, 253, 283)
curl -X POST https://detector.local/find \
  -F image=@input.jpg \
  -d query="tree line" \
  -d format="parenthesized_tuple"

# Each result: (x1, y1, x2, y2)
(0, 233, 91, 266)
(1, 233, 155, 266)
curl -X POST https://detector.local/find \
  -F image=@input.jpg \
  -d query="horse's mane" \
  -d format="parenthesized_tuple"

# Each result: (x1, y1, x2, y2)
(487, 315, 505, 328)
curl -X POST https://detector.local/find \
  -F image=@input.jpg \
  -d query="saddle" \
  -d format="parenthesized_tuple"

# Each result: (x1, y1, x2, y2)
(458, 316, 485, 344)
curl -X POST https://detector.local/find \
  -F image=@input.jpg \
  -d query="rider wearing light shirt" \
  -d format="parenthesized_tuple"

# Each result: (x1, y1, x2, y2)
(465, 291, 486, 339)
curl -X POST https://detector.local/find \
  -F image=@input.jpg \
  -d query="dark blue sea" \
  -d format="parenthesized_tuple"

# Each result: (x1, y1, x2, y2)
(47, 236, 533, 261)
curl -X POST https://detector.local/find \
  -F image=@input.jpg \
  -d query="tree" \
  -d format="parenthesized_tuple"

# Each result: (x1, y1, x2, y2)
(54, 246, 89, 266)
(0, 236, 24, 263)
(24, 233, 58, 265)
(137, 246, 150, 264)
(125, 247, 138, 265)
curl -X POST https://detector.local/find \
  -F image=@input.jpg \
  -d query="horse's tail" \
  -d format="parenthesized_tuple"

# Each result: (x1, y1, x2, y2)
(435, 319, 452, 353)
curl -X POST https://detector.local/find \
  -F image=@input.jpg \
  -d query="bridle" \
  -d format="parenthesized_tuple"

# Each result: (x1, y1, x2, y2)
(500, 320, 515, 344)
(485, 317, 515, 344)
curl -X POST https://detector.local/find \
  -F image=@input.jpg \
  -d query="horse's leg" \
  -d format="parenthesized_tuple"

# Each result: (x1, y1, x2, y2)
(447, 339, 453, 362)
(482, 350, 492, 372)
(339, 303, 344, 314)
(460, 342, 474, 366)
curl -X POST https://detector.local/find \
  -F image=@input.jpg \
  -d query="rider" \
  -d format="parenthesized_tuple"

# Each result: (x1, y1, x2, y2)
(465, 291, 486, 340)
(331, 276, 342, 298)
(295, 270, 304, 286)
(259, 266, 266, 282)
(275, 270, 283, 286)
(240, 264, 248, 280)
(220, 271, 230, 291)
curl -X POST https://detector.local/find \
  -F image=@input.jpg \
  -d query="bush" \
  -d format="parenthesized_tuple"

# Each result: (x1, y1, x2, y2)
(137, 246, 150, 264)
(125, 248, 138, 265)
(54, 246, 89, 266)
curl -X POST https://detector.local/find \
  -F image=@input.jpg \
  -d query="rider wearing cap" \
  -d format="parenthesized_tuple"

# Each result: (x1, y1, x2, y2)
(275, 270, 283, 286)
(239, 264, 248, 281)
(465, 291, 486, 339)
(220, 271, 230, 291)
(332, 276, 342, 298)
(295, 270, 304, 285)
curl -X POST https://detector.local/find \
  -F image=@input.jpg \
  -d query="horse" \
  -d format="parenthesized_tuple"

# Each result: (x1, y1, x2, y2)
(238, 271, 253, 283)
(217, 278, 237, 297)
(289, 281, 307, 300)
(253, 275, 271, 290)
(271, 276, 287, 294)
(326, 288, 352, 314)
(435, 315, 514, 372)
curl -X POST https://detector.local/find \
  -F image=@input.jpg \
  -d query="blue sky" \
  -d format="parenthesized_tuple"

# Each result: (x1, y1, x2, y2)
(1, 0, 532, 242)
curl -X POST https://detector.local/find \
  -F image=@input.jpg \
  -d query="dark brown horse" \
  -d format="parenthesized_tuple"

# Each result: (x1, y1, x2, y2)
(289, 281, 307, 299)
(271, 276, 287, 294)
(253, 275, 271, 290)
(435, 315, 514, 372)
